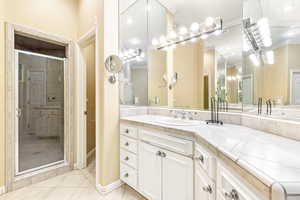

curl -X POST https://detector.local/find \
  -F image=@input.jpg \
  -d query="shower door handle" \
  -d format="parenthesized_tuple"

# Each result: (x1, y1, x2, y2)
(16, 108, 22, 118)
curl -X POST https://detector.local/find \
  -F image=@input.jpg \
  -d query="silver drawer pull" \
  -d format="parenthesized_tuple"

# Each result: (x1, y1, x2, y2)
(124, 156, 129, 161)
(125, 142, 129, 146)
(156, 151, 162, 156)
(198, 155, 204, 163)
(202, 185, 213, 194)
(124, 173, 129, 178)
(125, 129, 129, 134)
(225, 189, 239, 200)
(161, 152, 166, 158)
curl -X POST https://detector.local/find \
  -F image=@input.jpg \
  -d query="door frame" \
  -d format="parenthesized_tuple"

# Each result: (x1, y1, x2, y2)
(289, 69, 300, 105)
(76, 26, 100, 186)
(5, 23, 75, 192)
(14, 50, 67, 176)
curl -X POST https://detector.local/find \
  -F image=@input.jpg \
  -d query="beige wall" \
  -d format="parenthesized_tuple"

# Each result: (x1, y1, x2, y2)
(173, 41, 205, 109)
(1, 0, 119, 188)
(148, 50, 167, 106)
(78, 0, 119, 186)
(0, 0, 78, 188)
(227, 67, 239, 103)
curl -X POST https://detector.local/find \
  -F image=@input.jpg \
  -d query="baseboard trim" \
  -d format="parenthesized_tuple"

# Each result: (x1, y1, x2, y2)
(0, 186, 6, 195)
(87, 148, 96, 160)
(96, 180, 123, 194)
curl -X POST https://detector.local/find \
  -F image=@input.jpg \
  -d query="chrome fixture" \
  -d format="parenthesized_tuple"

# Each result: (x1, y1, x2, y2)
(152, 17, 223, 51)
(206, 97, 224, 125)
(119, 48, 144, 63)
(258, 97, 263, 115)
(105, 55, 123, 84)
(243, 18, 274, 66)
(266, 99, 272, 115)
(162, 72, 178, 90)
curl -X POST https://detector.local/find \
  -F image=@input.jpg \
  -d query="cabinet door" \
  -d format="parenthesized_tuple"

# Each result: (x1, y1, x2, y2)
(195, 163, 215, 200)
(139, 142, 162, 200)
(162, 149, 193, 200)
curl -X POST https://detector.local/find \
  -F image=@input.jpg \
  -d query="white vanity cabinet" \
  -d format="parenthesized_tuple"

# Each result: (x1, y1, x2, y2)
(138, 128, 194, 200)
(120, 124, 139, 189)
(216, 162, 264, 200)
(195, 162, 215, 200)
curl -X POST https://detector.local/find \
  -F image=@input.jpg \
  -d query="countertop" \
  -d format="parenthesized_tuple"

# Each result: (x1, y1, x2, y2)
(120, 115, 300, 192)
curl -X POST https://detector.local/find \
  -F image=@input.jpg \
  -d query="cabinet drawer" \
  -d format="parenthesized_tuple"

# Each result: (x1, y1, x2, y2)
(195, 163, 215, 200)
(120, 149, 137, 169)
(217, 162, 263, 200)
(120, 164, 137, 189)
(195, 143, 216, 180)
(139, 129, 193, 156)
(120, 124, 138, 139)
(120, 135, 138, 154)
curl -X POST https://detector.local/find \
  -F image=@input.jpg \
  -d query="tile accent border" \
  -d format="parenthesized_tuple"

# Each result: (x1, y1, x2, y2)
(96, 180, 123, 195)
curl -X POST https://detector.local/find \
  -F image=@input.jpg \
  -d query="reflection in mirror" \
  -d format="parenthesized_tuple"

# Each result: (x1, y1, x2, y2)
(148, 0, 242, 111)
(119, 0, 148, 105)
(243, 0, 300, 121)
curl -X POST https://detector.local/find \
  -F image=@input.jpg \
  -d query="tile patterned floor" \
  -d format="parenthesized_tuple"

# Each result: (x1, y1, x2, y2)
(0, 160, 146, 200)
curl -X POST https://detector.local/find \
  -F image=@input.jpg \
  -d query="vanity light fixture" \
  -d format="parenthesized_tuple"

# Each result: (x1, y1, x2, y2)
(243, 18, 273, 66)
(119, 48, 142, 63)
(152, 17, 223, 50)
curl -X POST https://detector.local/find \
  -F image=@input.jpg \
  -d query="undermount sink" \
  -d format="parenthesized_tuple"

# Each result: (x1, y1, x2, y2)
(155, 117, 201, 126)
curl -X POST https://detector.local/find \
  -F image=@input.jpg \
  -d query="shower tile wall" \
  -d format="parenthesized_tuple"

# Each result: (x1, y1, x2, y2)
(18, 53, 64, 172)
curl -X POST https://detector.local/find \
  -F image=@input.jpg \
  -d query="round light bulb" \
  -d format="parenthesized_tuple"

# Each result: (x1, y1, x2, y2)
(152, 38, 159, 46)
(200, 34, 209, 40)
(159, 35, 167, 44)
(205, 17, 215, 26)
(179, 26, 188, 35)
(169, 31, 177, 39)
(190, 22, 200, 32)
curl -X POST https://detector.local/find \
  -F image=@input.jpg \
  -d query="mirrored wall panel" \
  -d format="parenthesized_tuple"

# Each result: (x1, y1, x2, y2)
(120, 0, 243, 111)
(119, 0, 148, 106)
(243, 0, 300, 121)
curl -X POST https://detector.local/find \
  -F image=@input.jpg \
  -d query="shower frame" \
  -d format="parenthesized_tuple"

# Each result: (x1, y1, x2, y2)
(5, 23, 75, 192)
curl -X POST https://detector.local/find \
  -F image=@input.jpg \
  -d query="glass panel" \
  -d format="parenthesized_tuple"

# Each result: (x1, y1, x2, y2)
(18, 52, 64, 173)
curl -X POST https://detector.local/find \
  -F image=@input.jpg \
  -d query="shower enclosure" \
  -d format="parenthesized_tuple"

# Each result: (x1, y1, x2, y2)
(16, 50, 65, 174)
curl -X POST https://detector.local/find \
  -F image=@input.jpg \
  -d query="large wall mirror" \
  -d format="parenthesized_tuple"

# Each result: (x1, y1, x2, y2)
(243, 0, 300, 121)
(119, 0, 243, 112)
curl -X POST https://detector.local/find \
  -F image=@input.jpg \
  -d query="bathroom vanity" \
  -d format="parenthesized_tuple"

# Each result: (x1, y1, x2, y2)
(119, 115, 300, 200)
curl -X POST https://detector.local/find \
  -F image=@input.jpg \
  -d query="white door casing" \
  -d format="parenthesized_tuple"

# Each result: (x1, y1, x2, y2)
(290, 70, 300, 105)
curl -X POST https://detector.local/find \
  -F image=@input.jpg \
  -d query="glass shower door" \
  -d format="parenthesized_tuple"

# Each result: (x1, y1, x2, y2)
(16, 50, 65, 174)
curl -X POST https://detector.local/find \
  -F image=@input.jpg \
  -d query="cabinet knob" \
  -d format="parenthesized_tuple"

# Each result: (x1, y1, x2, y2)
(125, 142, 129, 146)
(224, 189, 239, 200)
(202, 185, 212, 194)
(124, 173, 129, 178)
(156, 151, 162, 156)
(125, 129, 129, 133)
(161, 152, 166, 158)
(198, 155, 204, 163)
(124, 156, 129, 161)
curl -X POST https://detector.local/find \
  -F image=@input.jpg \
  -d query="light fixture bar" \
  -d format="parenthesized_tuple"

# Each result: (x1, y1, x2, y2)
(153, 17, 223, 51)
(120, 49, 142, 63)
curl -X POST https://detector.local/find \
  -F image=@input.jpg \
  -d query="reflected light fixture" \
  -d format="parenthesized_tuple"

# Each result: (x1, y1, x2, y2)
(265, 50, 274, 65)
(120, 49, 143, 63)
(152, 17, 223, 50)
(249, 54, 260, 66)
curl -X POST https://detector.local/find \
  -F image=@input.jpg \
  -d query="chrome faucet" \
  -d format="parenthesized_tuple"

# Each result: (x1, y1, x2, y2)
(266, 99, 272, 115)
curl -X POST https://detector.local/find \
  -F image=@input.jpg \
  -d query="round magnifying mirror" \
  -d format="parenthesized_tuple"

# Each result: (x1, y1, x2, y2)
(105, 55, 123, 73)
